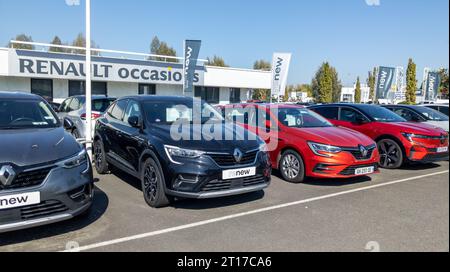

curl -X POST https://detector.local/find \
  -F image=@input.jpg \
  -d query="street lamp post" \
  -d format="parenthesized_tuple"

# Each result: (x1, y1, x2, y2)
(85, 0, 93, 159)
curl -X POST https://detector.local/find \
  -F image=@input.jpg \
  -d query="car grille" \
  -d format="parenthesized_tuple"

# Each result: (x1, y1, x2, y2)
(201, 175, 267, 192)
(208, 150, 259, 167)
(341, 144, 377, 160)
(20, 200, 68, 220)
(339, 164, 378, 176)
(0, 166, 54, 191)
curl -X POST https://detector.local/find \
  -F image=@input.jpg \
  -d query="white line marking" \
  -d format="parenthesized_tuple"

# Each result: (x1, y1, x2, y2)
(63, 170, 449, 252)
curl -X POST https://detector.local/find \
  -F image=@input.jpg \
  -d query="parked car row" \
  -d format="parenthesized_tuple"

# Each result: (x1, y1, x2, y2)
(0, 91, 448, 233)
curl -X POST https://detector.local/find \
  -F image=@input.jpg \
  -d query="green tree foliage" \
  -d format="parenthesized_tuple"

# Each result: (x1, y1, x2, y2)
(406, 58, 417, 104)
(355, 77, 361, 103)
(71, 33, 100, 56)
(9, 34, 34, 50)
(49, 36, 67, 53)
(367, 68, 376, 101)
(207, 55, 228, 67)
(311, 62, 341, 103)
(150, 36, 178, 63)
(253, 60, 271, 71)
(437, 68, 449, 99)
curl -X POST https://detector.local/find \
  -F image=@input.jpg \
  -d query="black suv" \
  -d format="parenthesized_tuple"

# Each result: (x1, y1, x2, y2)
(94, 96, 271, 208)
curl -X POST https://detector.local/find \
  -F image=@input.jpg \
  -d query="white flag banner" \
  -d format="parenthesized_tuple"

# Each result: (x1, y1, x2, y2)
(271, 53, 292, 97)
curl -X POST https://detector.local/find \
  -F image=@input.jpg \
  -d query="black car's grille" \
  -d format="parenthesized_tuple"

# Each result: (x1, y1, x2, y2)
(421, 152, 449, 162)
(0, 166, 54, 191)
(341, 145, 376, 161)
(339, 164, 378, 176)
(208, 150, 259, 167)
(201, 175, 267, 192)
(20, 200, 68, 220)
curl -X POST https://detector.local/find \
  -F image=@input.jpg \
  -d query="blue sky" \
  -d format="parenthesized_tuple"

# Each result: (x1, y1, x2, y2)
(0, 0, 448, 85)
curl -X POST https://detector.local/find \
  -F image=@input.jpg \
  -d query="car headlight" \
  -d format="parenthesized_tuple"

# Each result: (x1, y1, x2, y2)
(308, 142, 342, 157)
(401, 132, 437, 142)
(164, 145, 205, 163)
(62, 149, 88, 169)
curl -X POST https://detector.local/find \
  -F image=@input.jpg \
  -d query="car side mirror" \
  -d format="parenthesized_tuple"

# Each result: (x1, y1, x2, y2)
(128, 116, 142, 128)
(63, 118, 73, 130)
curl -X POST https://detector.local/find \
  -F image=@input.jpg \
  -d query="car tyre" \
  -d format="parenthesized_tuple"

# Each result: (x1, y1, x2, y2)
(377, 138, 404, 169)
(93, 139, 109, 174)
(279, 150, 305, 183)
(141, 158, 172, 208)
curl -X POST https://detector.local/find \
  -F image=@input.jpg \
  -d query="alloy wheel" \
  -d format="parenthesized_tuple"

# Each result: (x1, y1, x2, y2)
(378, 139, 401, 168)
(144, 165, 158, 202)
(282, 154, 300, 179)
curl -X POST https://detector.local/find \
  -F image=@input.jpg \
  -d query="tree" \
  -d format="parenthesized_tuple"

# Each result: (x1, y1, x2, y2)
(311, 62, 341, 103)
(252, 60, 272, 101)
(9, 34, 34, 50)
(367, 67, 376, 101)
(437, 68, 449, 99)
(355, 77, 361, 103)
(405, 58, 417, 104)
(207, 56, 228, 67)
(71, 33, 100, 55)
(49, 36, 66, 53)
(253, 60, 271, 71)
(149, 36, 178, 63)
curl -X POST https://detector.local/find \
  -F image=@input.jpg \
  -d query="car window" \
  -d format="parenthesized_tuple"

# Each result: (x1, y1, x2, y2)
(0, 99, 60, 129)
(441, 107, 449, 116)
(92, 99, 115, 112)
(68, 98, 81, 112)
(340, 107, 367, 123)
(124, 100, 142, 122)
(392, 108, 422, 122)
(110, 99, 128, 121)
(312, 107, 339, 120)
(275, 108, 333, 128)
(59, 98, 72, 113)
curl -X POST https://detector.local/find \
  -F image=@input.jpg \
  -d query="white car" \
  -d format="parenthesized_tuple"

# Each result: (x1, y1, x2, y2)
(422, 104, 449, 117)
(383, 104, 449, 133)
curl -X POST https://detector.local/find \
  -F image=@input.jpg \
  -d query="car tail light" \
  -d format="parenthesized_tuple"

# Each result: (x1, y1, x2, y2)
(81, 113, 102, 120)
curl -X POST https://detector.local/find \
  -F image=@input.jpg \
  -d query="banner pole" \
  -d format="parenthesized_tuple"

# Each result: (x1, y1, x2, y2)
(85, 0, 92, 159)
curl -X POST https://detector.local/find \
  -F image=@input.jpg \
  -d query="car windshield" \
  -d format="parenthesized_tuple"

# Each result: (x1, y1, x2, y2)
(143, 100, 224, 124)
(276, 107, 333, 128)
(358, 105, 407, 122)
(0, 99, 60, 129)
(414, 106, 449, 121)
(79, 97, 115, 112)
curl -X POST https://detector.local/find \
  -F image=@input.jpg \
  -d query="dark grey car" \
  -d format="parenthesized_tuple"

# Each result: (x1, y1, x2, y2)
(0, 92, 94, 233)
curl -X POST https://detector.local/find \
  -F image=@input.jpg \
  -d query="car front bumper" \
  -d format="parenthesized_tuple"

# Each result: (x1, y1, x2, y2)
(163, 151, 272, 199)
(0, 162, 94, 233)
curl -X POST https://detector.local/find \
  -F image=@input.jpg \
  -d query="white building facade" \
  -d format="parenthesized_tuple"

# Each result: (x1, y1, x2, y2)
(0, 48, 271, 104)
(340, 84, 371, 103)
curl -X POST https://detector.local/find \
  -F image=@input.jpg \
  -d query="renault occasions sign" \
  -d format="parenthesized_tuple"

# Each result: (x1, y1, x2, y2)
(8, 49, 205, 85)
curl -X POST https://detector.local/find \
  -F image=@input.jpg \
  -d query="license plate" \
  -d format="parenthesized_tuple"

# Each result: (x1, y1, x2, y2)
(437, 147, 448, 153)
(0, 192, 40, 210)
(223, 167, 256, 180)
(355, 166, 375, 176)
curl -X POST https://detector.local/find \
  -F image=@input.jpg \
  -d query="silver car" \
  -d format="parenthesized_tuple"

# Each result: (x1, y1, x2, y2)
(57, 95, 116, 140)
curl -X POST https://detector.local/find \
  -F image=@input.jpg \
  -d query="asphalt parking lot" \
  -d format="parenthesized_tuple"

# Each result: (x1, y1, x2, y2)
(0, 161, 448, 252)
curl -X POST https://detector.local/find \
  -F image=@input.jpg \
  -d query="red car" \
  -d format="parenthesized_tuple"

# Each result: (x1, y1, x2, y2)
(310, 104, 449, 169)
(218, 103, 380, 183)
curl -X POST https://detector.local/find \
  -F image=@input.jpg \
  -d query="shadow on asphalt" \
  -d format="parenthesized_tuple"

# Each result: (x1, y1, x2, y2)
(110, 167, 266, 210)
(0, 187, 109, 247)
(272, 170, 372, 187)
(399, 162, 442, 171)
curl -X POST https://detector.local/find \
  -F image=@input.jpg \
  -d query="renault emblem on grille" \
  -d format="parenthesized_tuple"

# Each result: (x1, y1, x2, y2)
(234, 148, 243, 163)
(0, 165, 16, 186)
(359, 145, 369, 158)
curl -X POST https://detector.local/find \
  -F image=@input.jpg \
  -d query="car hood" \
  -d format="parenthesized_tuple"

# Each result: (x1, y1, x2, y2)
(383, 122, 447, 135)
(0, 127, 81, 167)
(149, 123, 262, 152)
(289, 126, 375, 147)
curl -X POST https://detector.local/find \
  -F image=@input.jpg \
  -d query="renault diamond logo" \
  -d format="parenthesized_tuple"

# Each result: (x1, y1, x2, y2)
(233, 148, 243, 163)
(359, 145, 369, 158)
(0, 165, 16, 186)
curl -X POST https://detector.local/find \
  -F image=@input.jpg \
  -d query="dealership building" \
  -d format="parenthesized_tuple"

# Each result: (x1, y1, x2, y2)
(0, 47, 271, 104)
